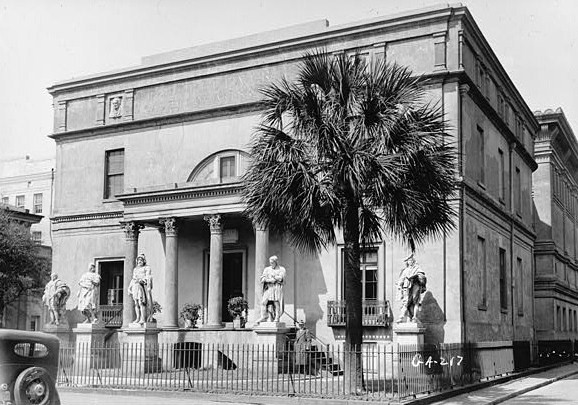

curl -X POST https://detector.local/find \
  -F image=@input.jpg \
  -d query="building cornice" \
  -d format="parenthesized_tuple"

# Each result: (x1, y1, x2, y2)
(117, 181, 244, 206)
(462, 178, 536, 241)
(51, 210, 123, 224)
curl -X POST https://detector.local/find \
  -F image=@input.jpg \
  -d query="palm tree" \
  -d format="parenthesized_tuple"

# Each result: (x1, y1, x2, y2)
(243, 50, 457, 392)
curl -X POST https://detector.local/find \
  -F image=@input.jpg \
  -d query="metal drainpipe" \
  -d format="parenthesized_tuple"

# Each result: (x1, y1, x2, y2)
(510, 142, 516, 342)
(458, 83, 468, 342)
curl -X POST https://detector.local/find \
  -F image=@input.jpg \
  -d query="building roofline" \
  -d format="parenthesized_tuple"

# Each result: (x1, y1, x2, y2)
(47, 3, 463, 94)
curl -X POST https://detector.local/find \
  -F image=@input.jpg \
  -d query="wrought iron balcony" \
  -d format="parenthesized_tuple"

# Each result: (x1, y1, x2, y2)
(100, 304, 123, 327)
(327, 300, 391, 327)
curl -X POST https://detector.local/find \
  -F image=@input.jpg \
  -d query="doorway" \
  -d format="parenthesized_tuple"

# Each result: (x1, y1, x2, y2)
(99, 260, 124, 305)
(222, 252, 244, 322)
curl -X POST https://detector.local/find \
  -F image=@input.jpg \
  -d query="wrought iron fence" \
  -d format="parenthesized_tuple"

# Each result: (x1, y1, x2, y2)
(55, 339, 557, 401)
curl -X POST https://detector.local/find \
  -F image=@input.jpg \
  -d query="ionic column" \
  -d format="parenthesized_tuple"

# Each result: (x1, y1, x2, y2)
(161, 217, 179, 329)
(253, 222, 269, 321)
(204, 214, 224, 328)
(121, 221, 142, 328)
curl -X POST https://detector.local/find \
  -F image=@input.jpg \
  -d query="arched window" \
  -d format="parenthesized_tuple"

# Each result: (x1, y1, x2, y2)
(187, 149, 250, 185)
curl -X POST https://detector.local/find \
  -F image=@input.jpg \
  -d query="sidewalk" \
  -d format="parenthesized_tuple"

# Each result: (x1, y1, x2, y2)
(423, 362, 578, 405)
(58, 362, 578, 405)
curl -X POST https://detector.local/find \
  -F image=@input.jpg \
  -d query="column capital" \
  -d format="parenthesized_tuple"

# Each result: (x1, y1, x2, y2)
(252, 220, 269, 232)
(459, 84, 470, 95)
(204, 214, 222, 234)
(120, 221, 143, 240)
(160, 217, 178, 236)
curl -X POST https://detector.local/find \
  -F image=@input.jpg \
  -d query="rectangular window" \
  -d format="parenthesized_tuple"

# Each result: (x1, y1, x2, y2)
(498, 149, 505, 202)
(515, 167, 521, 214)
(478, 236, 487, 308)
(1, 197, 8, 205)
(30, 316, 40, 331)
(499, 248, 507, 311)
(104, 149, 124, 199)
(556, 305, 561, 331)
(219, 156, 236, 181)
(478, 126, 485, 184)
(33, 193, 43, 214)
(16, 195, 25, 208)
(563, 307, 567, 331)
(32, 231, 42, 244)
(517, 257, 524, 315)
(341, 247, 378, 301)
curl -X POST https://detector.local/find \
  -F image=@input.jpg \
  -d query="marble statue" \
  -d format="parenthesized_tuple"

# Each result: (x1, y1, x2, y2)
(396, 253, 427, 323)
(256, 255, 286, 323)
(128, 253, 154, 325)
(42, 273, 70, 326)
(77, 263, 101, 323)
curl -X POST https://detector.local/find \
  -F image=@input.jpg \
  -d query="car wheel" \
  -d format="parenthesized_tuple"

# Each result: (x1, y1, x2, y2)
(14, 366, 55, 405)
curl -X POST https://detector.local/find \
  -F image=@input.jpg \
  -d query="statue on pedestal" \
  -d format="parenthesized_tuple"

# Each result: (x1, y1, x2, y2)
(256, 255, 286, 324)
(42, 273, 70, 326)
(77, 263, 101, 323)
(128, 253, 154, 325)
(396, 253, 427, 323)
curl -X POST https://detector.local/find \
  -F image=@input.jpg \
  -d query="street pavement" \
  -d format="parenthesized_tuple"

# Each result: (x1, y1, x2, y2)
(502, 373, 578, 404)
(430, 362, 578, 405)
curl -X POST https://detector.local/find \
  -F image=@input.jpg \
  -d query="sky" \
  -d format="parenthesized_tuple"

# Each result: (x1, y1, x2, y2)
(0, 0, 576, 161)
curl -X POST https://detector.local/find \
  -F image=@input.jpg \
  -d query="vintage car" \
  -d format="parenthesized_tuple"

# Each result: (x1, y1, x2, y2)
(0, 329, 61, 405)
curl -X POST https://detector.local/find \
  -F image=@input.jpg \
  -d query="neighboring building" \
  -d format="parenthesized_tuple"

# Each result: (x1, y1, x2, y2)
(533, 108, 578, 340)
(0, 156, 55, 247)
(0, 204, 46, 331)
(47, 4, 537, 344)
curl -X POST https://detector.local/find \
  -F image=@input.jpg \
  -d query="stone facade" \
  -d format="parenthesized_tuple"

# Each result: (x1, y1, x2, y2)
(47, 5, 537, 344)
(533, 108, 578, 340)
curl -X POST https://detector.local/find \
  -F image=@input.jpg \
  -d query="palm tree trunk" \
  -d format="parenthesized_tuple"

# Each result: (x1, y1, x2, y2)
(343, 201, 364, 394)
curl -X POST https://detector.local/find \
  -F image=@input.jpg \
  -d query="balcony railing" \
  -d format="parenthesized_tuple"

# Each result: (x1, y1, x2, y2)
(327, 300, 391, 327)
(100, 304, 123, 327)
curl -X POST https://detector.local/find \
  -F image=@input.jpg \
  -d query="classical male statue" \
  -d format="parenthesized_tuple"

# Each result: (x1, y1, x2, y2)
(256, 255, 286, 324)
(396, 253, 427, 323)
(128, 253, 154, 325)
(42, 273, 70, 326)
(77, 263, 101, 323)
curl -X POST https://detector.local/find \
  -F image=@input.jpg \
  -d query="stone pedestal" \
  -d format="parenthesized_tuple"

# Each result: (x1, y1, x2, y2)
(120, 323, 161, 375)
(42, 322, 72, 346)
(393, 322, 426, 346)
(252, 322, 290, 372)
(72, 322, 108, 375)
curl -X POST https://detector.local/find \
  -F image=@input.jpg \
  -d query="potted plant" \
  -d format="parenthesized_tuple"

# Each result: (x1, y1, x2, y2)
(148, 301, 162, 323)
(227, 296, 249, 329)
(180, 303, 202, 328)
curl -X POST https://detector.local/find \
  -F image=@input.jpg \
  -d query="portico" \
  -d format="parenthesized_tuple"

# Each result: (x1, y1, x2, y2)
(117, 181, 270, 332)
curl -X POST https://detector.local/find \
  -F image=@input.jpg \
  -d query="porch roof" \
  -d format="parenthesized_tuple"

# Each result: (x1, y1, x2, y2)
(117, 181, 245, 222)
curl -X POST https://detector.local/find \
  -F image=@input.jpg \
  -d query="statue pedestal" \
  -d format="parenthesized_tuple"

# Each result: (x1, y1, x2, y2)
(119, 323, 160, 375)
(72, 322, 108, 375)
(252, 322, 290, 372)
(42, 322, 72, 346)
(393, 321, 426, 346)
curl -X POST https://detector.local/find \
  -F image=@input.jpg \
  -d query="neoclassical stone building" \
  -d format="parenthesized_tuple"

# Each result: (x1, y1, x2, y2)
(533, 108, 578, 340)
(48, 4, 537, 345)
